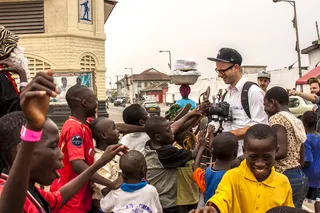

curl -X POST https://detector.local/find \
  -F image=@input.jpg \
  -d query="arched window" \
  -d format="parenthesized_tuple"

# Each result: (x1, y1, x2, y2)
(27, 56, 51, 78)
(80, 55, 96, 72)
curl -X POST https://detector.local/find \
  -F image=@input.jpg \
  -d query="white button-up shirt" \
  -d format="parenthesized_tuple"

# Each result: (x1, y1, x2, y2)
(222, 77, 268, 156)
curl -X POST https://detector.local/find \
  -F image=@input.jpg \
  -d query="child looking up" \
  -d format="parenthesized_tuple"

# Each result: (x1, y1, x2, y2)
(192, 132, 238, 203)
(100, 150, 162, 213)
(302, 111, 320, 213)
(120, 104, 150, 155)
(190, 124, 294, 213)
(90, 117, 121, 211)
(144, 116, 206, 213)
(0, 71, 128, 213)
(50, 85, 119, 213)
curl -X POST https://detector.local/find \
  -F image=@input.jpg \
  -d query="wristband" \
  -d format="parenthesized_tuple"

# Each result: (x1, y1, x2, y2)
(20, 82, 28, 87)
(20, 125, 43, 142)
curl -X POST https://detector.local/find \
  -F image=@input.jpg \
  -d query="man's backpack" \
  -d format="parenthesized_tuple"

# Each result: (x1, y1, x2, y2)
(221, 81, 258, 119)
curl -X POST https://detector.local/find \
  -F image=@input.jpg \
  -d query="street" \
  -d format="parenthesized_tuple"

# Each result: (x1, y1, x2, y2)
(107, 104, 168, 123)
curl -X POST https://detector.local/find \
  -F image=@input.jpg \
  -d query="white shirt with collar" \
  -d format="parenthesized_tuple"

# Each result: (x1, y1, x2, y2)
(222, 76, 268, 156)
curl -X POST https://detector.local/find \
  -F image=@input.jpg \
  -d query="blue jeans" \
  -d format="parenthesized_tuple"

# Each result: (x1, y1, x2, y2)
(283, 167, 308, 208)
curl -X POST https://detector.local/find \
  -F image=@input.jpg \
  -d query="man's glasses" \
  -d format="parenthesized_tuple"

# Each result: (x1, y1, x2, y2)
(215, 64, 235, 74)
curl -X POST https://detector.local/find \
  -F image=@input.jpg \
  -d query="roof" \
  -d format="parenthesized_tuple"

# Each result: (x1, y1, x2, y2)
(295, 66, 320, 85)
(119, 68, 170, 82)
(301, 40, 320, 54)
(141, 82, 169, 92)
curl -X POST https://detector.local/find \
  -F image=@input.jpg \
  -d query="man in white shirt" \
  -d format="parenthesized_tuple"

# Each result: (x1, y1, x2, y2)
(207, 48, 268, 156)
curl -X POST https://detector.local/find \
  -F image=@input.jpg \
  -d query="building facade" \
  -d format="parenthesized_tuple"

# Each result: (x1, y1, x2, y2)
(0, 0, 117, 121)
(116, 68, 170, 98)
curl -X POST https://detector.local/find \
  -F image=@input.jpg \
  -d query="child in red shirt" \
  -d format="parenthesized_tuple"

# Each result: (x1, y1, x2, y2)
(0, 70, 128, 213)
(50, 84, 121, 213)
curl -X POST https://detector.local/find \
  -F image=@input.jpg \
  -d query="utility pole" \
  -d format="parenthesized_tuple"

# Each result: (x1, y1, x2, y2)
(114, 75, 123, 96)
(125, 68, 134, 104)
(316, 21, 320, 40)
(273, 0, 303, 91)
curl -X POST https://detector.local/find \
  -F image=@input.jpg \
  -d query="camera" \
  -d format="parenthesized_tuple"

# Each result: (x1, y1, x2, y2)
(207, 102, 230, 117)
(207, 101, 233, 122)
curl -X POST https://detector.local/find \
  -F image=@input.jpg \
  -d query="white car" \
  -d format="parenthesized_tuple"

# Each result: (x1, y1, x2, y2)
(289, 96, 314, 118)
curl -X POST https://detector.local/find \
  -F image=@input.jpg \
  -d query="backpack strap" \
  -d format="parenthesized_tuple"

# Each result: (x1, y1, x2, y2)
(221, 90, 227, 102)
(241, 81, 258, 119)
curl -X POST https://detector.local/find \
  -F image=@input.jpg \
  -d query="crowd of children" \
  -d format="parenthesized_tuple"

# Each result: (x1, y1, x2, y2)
(0, 69, 320, 213)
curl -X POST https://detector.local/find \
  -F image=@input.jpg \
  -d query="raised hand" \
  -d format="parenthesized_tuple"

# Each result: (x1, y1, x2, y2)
(197, 131, 207, 148)
(20, 70, 57, 130)
(286, 88, 297, 96)
(97, 144, 129, 166)
(0, 59, 25, 75)
(189, 206, 217, 213)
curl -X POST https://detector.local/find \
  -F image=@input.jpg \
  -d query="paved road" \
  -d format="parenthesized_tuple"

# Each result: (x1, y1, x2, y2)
(107, 104, 168, 123)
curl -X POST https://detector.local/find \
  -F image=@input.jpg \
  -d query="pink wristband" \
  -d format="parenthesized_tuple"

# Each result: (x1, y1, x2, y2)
(20, 82, 28, 87)
(20, 125, 43, 142)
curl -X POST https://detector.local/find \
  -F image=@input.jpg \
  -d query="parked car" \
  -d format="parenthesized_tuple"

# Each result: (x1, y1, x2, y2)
(114, 97, 126, 107)
(144, 102, 160, 116)
(289, 96, 314, 118)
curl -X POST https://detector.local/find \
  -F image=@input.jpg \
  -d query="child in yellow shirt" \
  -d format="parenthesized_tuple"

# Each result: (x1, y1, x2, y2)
(190, 124, 294, 213)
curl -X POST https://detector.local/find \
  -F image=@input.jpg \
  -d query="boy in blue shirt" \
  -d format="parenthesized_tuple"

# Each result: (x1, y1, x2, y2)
(192, 132, 238, 203)
(302, 111, 320, 212)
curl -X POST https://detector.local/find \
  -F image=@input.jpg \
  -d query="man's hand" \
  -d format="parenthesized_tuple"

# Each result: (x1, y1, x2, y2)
(189, 206, 217, 213)
(20, 70, 57, 131)
(286, 88, 299, 96)
(97, 144, 129, 167)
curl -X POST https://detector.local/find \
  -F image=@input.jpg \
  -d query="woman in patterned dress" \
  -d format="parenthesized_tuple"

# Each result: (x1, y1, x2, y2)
(264, 86, 308, 208)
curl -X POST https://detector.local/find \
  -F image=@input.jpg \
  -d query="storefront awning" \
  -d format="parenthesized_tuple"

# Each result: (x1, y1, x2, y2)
(295, 66, 320, 85)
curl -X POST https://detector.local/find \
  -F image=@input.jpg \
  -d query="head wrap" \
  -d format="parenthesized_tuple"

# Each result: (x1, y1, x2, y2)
(0, 26, 19, 60)
(180, 85, 191, 98)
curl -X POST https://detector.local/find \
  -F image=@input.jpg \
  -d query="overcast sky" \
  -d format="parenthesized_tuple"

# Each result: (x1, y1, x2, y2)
(104, 0, 320, 87)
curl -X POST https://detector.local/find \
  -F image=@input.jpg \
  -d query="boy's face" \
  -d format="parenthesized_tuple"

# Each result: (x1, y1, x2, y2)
(100, 119, 120, 145)
(83, 89, 98, 117)
(155, 120, 174, 145)
(30, 119, 64, 186)
(139, 108, 150, 126)
(243, 137, 277, 182)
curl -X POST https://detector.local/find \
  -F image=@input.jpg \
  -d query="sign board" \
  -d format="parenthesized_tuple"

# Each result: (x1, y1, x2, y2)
(51, 72, 93, 103)
(79, 0, 92, 24)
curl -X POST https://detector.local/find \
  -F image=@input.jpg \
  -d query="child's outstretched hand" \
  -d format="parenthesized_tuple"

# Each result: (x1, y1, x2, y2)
(197, 131, 207, 148)
(97, 144, 129, 166)
(20, 70, 57, 130)
(189, 206, 216, 213)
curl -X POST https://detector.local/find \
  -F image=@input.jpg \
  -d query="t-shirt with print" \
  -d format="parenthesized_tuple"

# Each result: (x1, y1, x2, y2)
(269, 113, 302, 173)
(50, 117, 94, 213)
(144, 140, 192, 209)
(92, 148, 119, 200)
(303, 133, 320, 188)
(100, 183, 162, 213)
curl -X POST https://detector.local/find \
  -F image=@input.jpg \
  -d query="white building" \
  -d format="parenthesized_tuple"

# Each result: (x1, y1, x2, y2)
(302, 40, 320, 68)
